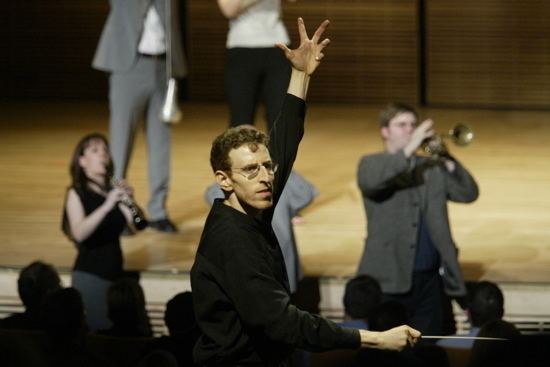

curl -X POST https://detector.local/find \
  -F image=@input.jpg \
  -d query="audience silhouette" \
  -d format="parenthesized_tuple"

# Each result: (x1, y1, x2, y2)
(0, 261, 62, 330)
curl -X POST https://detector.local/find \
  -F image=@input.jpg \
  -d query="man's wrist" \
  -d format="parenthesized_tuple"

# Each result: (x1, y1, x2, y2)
(359, 329, 381, 348)
(287, 68, 310, 100)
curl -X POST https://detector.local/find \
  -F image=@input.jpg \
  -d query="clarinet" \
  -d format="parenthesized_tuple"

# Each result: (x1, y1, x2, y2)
(111, 178, 148, 230)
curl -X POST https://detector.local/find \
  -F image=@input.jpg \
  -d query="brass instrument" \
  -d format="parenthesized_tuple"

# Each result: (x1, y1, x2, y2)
(111, 179, 148, 231)
(421, 123, 474, 158)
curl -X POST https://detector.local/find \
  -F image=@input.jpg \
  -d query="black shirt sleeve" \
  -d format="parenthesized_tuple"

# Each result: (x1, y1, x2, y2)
(266, 94, 306, 221)
(221, 229, 360, 351)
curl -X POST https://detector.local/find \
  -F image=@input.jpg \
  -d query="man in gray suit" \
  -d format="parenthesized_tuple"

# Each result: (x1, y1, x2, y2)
(357, 103, 478, 336)
(92, 0, 187, 232)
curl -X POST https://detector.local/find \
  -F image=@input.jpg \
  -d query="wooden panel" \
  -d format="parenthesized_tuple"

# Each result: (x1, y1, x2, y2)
(187, 0, 419, 104)
(1, 101, 550, 283)
(427, 0, 550, 108)
(2, 1, 109, 99)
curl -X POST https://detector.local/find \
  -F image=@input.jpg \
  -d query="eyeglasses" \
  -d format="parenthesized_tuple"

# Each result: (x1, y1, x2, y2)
(231, 162, 279, 179)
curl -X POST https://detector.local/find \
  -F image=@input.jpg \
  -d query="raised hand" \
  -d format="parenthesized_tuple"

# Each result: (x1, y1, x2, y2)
(276, 17, 330, 76)
(404, 118, 435, 157)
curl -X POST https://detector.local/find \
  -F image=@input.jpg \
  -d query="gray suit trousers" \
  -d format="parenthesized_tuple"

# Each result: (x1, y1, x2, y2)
(109, 56, 171, 220)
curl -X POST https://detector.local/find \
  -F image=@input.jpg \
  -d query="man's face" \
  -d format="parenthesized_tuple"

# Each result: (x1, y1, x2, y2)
(219, 144, 274, 217)
(381, 111, 417, 153)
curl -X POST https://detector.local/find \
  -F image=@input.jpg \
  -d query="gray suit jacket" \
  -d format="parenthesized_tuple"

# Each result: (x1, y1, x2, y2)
(92, 0, 186, 77)
(357, 151, 478, 297)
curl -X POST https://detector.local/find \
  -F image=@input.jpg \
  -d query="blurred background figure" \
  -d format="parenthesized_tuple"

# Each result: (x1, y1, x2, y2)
(357, 103, 479, 335)
(467, 319, 521, 367)
(0, 260, 62, 331)
(62, 133, 137, 331)
(92, 0, 187, 233)
(97, 277, 153, 338)
(438, 281, 505, 349)
(217, 0, 295, 131)
(340, 274, 382, 330)
(41, 287, 105, 367)
(145, 291, 200, 367)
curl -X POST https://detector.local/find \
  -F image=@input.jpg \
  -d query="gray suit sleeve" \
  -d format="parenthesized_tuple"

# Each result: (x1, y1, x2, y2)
(204, 183, 224, 205)
(357, 151, 410, 198)
(284, 171, 319, 214)
(445, 160, 479, 203)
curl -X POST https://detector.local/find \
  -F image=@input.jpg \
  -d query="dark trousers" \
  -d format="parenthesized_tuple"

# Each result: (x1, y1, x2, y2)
(384, 270, 443, 336)
(225, 47, 290, 131)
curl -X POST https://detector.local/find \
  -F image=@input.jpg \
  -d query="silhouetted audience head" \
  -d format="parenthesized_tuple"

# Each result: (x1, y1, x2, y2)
(369, 300, 409, 331)
(343, 275, 382, 321)
(137, 350, 179, 367)
(467, 319, 521, 367)
(41, 287, 87, 339)
(104, 278, 152, 337)
(164, 291, 196, 335)
(469, 281, 504, 327)
(18, 261, 62, 312)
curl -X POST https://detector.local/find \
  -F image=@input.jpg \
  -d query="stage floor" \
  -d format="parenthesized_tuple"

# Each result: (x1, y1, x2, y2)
(1, 100, 549, 283)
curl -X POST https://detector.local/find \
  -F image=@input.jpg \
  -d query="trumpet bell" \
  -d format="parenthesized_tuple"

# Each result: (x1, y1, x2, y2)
(160, 78, 182, 124)
(449, 123, 474, 146)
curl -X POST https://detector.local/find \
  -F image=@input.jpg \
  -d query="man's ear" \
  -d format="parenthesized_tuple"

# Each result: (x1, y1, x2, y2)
(215, 170, 233, 193)
(380, 127, 389, 140)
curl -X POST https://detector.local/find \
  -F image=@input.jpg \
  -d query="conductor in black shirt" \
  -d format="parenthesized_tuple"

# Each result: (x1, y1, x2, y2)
(190, 18, 421, 367)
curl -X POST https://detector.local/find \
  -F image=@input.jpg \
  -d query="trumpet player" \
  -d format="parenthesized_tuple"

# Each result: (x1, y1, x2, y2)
(356, 103, 479, 336)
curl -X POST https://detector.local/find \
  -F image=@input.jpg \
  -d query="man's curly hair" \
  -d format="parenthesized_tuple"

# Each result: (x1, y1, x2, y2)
(210, 126, 269, 172)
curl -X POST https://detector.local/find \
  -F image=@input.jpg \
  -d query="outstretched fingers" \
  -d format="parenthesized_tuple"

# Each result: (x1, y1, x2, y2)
(297, 17, 309, 43)
(311, 19, 330, 44)
(275, 42, 292, 59)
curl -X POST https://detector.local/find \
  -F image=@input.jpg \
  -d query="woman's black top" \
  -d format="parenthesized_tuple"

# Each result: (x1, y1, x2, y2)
(71, 187, 126, 280)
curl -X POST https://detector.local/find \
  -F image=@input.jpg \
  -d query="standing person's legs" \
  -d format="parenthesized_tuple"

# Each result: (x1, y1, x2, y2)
(71, 270, 112, 331)
(109, 63, 150, 180)
(409, 271, 443, 336)
(262, 47, 291, 131)
(225, 48, 262, 126)
(146, 59, 171, 221)
(382, 271, 443, 336)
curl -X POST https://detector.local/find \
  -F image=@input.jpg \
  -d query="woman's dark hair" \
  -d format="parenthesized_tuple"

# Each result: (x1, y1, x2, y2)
(69, 133, 113, 190)
(62, 133, 113, 241)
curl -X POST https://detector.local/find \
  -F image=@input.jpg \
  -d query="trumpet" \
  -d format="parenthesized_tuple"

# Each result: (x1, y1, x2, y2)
(111, 179, 148, 231)
(421, 123, 474, 158)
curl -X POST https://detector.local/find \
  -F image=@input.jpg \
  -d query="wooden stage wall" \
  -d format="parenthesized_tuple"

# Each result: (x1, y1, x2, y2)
(0, 100, 549, 284)
(3, 1, 550, 107)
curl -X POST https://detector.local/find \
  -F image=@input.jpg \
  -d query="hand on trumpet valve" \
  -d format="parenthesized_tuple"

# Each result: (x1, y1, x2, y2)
(404, 119, 434, 158)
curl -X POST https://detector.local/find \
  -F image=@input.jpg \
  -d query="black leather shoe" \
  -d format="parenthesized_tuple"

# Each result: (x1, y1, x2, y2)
(149, 218, 178, 233)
